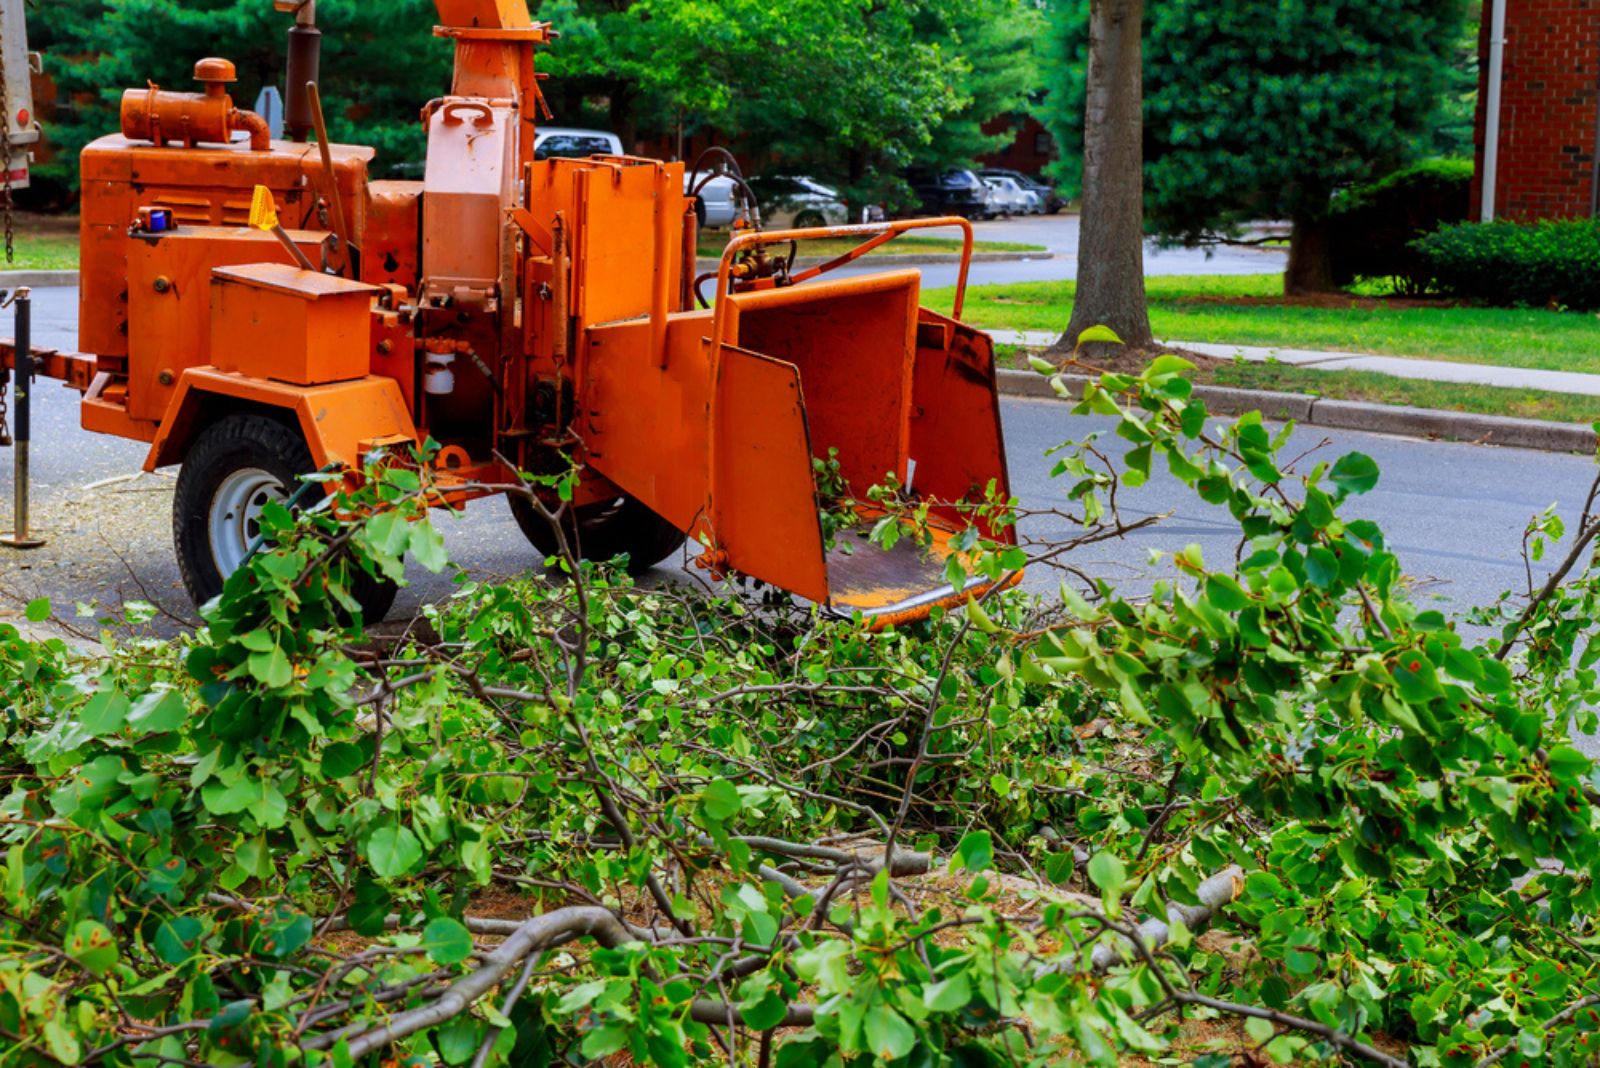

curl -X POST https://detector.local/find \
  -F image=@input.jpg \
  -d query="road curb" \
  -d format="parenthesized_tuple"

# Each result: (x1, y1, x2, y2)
(0, 269, 79, 288)
(995, 369, 1598, 455)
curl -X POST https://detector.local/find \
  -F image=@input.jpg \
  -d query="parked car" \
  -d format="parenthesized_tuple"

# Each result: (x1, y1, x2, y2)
(747, 175, 884, 229)
(905, 168, 992, 220)
(978, 166, 1065, 214)
(533, 126, 742, 229)
(981, 175, 1039, 218)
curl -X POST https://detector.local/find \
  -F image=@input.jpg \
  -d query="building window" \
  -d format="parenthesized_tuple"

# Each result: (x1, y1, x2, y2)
(1034, 132, 1053, 156)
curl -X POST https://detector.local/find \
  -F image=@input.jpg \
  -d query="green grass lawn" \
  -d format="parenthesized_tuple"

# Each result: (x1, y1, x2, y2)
(5, 230, 77, 272)
(697, 233, 1047, 259)
(928, 274, 1600, 374)
(995, 343, 1600, 426)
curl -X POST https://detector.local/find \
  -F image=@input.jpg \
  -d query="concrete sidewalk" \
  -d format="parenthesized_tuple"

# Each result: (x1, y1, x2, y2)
(989, 330, 1600, 398)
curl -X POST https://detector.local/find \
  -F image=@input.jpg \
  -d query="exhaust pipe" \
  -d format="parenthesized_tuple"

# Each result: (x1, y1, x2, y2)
(284, 1, 320, 143)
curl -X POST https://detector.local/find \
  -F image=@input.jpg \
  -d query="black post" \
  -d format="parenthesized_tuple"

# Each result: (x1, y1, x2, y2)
(1, 287, 42, 548)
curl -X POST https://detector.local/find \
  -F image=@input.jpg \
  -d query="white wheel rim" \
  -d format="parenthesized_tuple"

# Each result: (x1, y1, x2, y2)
(209, 468, 286, 578)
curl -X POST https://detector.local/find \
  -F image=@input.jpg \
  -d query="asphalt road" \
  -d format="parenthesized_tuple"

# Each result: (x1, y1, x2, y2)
(836, 213, 1287, 289)
(6, 281, 1591, 635)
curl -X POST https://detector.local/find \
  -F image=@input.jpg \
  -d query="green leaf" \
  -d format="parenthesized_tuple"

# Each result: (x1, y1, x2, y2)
(24, 597, 49, 623)
(955, 830, 993, 872)
(1329, 452, 1380, 497)
(1204, 574, 1248, 612)
(421, 916, 474, 965)
(154, 916, 204, 965)
(410, 521, 449, 573)
(66, 919, 119, 976)
(863, 1006, 915, 1061)
(740, 989, 790, 1031)
(701, 779, 743, 821)
(1146, 353, 1196, 378)
(1305, 545, 1340, 588)
(1075, 324, 1125, 348)
(1546, 745, 1590, 780)
(128, 691, 188, 734)
(1087, 851, 1127, 893)
(923, 973, 972, 1013)
(368, 824, 423, 878)
(248, 645, 293, 689)
(581, 1026, 628, 1059)
(1027, 354, 1056, 375)
(320, 741, 367, 780)
(435, 1016, 484, 1065)
(348, 879, 392, 936)
(81, 690, 131, 737)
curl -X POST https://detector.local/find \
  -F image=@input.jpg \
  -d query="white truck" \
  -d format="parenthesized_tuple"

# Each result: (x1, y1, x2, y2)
(1, 0, 39, 190)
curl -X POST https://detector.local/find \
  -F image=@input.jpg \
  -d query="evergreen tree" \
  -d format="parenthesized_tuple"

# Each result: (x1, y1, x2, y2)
(1042, 0, 1470, 292)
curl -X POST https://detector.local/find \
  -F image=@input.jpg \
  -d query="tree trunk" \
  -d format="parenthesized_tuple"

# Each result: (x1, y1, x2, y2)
(1059, 0, 1154, 356)
(1284, 215, 1337, 295)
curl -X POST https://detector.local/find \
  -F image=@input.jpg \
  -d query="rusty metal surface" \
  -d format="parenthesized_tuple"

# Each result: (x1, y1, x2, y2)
(826, 519, 1015, 630)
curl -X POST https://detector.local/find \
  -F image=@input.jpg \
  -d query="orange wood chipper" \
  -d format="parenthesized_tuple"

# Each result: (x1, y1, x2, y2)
(2, 0, 1014, 626)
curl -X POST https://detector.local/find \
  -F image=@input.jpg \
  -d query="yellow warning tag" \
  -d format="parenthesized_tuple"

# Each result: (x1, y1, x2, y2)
(249, 185, 279, 232)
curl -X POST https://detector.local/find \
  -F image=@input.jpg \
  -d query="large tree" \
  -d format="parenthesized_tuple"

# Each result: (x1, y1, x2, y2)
(34, 0, 1035, 206)
(535, 0, 1040, 201)
(31, 0, 451, 187)
(1050, 0, 1154, 353)
(1044, 0, 1469, 293)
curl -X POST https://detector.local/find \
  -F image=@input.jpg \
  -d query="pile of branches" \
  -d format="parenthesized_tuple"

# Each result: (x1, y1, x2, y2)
(4, 357, 1600, 1066)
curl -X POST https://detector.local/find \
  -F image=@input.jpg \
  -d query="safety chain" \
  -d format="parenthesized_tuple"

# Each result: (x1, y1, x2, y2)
(0, 373, 10, 447)
(0, 8, 14, 264)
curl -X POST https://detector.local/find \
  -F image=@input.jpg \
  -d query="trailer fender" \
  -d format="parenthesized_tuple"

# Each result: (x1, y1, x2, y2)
(144, 369, 418, 474)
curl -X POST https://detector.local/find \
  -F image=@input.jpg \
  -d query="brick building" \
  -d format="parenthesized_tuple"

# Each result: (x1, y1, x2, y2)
(1472, 0, 1600, 220)
(977, 114, 1057, 177)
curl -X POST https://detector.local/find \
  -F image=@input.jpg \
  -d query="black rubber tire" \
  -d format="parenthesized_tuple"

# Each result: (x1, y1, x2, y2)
(173, 413, 398, 623)
(794, 209, 827, 230)
(508, 492, 686, 576)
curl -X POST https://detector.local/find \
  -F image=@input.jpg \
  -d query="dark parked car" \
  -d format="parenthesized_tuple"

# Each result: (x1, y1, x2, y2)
(904, 168, 992, 220)
(978, 167, 1066, 214)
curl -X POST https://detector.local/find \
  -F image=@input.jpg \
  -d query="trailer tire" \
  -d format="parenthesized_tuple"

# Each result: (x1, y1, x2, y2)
(508, 491, 685, 576)
(173, 413, 399, 623)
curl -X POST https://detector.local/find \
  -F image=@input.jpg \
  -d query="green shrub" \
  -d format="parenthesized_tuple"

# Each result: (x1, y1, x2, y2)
(1327, 157, 1473, 294)
(1414, 218, 1600, 310)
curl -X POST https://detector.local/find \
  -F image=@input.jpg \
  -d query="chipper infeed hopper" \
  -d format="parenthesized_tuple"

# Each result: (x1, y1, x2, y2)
(576, 221, 1016, 626)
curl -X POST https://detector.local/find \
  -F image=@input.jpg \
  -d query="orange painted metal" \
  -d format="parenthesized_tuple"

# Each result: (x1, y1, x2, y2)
(209, 264, 379, 386)
(145, 369, 417, 475)
(120, 59, 270, 152)
(40, 0, 1013, 629)
(125, 226, 332, 422)
(0, 343, 95, 391)
(433, 0, 535, 30)
(362, 182, 421, 291)
(78, 137, 371, 359)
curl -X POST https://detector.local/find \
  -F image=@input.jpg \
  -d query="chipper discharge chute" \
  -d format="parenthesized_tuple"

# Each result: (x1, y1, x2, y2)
(0, 0, 1016, 626)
